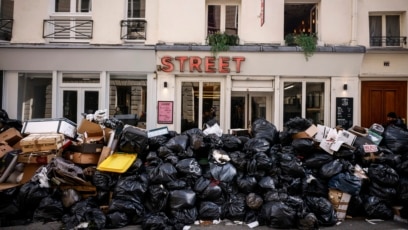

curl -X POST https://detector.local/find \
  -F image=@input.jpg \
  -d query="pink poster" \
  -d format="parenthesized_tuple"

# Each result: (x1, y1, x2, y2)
(158, 101, 173, 124)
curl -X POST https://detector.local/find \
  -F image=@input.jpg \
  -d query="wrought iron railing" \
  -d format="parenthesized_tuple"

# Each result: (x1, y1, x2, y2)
(43, 19, 93, 40)
(370, 36, 407, 47)
(120, 19, 146, 40)
(0, 19, 13, 41)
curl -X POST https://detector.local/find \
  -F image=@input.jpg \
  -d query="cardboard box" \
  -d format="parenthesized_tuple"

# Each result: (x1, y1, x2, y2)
(67, 152, 100, 165)
(0, 141, 14, 158)
(0, 128, 23, 146)
(20, 133, 65, 153)
(77, 119, 104, 137)
(98, 146, 111, 166)
(21, 118, 77, 139)
(18, 152, 57, 164)
(0, 163, 42, 191)
(328, 188, 351, 221)
(68, 142, 104, 154)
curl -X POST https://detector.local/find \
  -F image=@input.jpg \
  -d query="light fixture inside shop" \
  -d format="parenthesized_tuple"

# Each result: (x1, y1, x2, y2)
(284, 84, 294, 90)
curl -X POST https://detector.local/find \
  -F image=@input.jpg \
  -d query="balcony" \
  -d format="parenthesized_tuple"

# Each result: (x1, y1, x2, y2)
(0, 19, 13, 41)
(43, 19, 93, 41)
(370, 36, 407, 47)
(120, 19, 146, 40)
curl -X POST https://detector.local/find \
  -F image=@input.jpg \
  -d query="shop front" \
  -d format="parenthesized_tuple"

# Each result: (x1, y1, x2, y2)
(155, 45, 364, 133)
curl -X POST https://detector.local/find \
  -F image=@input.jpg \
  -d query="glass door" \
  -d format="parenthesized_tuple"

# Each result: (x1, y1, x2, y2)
(61, 88, 99, 124)
(231, 92, 272, 129)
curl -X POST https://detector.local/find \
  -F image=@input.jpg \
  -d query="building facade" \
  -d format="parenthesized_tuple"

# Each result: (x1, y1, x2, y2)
(0, 0, 407, 133)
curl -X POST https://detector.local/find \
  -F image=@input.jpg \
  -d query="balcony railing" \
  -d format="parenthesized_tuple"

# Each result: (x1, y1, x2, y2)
(370, 36, 407, 47)
(0, 19, 13, 41)
(120, 19, 146, 40)
(43, 19, 93, 40)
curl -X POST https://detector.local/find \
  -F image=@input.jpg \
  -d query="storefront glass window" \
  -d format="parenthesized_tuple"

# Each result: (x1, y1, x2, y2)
(18, 73, 53, 121)
(181, 81, 220, 132)
(283, 81, 325, 125)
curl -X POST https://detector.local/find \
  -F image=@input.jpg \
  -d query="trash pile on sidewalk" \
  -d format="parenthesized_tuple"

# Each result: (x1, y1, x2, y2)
(0, 109, 407, 229)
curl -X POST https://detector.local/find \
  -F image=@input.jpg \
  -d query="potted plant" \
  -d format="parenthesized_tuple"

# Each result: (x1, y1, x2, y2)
(207, 32, 239, 56)
(285, 33, 317, 61)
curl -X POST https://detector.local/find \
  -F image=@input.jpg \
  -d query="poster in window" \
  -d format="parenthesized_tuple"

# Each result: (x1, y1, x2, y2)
(336, 97, 353, 130)
(158, 101, 173, 124)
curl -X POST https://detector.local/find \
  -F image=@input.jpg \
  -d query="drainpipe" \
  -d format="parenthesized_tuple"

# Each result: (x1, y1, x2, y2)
(350, 0, 358, 46)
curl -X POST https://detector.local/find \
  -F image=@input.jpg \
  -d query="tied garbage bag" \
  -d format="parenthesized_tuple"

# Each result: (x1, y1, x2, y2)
(198, 201, 221, 220)
(259, 201, 297, 228)
(222, 134, 243, 151)
(319, 159, 344, 179)
(368, 163, 399, 187)
(193, 176, 223, 201)
(169, 189, 196, 210)
(328, 172, 362, 195)
(142, 212, 172, 229)
(222, 193, 247, 221)
(209, 162, 237, 183)
(165, 134, 189, 154)
(364, 196, 394, 220)
(170, 207, 198, 225)
(118, 125, 148, 154)
(305, 196, 337, 226)
(148, 162, 178, 184)
(382, 124, 408, 154)
(145, 184, 168, 212)
(303, 152, 333, 168)
(246, 192, 264, 210)
(62, 197, 106, 230)
(251, 118, 279, 144)
(33, 194, 64, 222)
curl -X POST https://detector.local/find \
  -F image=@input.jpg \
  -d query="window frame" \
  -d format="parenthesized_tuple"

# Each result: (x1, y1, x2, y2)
(54, 0, 92, 15)
(369, 13, 403, 47)
(206, 0, 240, 36)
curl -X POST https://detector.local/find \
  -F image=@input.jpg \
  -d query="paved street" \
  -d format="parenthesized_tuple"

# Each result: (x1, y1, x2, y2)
(2, 217, 407, 230)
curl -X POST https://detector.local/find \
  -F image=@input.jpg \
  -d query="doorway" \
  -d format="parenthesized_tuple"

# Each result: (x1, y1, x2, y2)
(361, 81, 407, 128)
(231, 92, 273, 130)
(60, 88, 100, 124)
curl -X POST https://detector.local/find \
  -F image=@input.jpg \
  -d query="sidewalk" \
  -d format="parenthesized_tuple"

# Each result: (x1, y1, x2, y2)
(2, 217, 407, 230)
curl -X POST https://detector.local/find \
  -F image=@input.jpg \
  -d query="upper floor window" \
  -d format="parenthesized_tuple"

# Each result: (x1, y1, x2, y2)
(370, 14, 405, 47)
(128, 0, 145, 19)
(55, 0, 91, 13)
(207, 1, 239, 35)
(284, 3, 317, 37)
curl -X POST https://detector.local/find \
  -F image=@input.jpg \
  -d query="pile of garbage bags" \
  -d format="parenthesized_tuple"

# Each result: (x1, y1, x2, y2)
(1, 117, 408, 229)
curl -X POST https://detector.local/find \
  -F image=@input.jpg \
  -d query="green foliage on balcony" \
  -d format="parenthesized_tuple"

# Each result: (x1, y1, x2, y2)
(285, 33, 317, 61)
(207, 32, 239, 57)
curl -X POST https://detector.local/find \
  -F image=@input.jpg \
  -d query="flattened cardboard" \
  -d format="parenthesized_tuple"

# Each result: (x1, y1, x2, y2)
(0, 163, 41, 191)
(0, 128, 23, 146)
(77, 119, 104, 137)
(67, 152, 100, 165)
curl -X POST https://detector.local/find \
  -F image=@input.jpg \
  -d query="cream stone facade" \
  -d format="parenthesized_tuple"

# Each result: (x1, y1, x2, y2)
(0, 0, 407, 132)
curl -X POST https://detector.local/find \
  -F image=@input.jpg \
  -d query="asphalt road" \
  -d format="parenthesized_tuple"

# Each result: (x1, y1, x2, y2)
(2, 217, 407, 230)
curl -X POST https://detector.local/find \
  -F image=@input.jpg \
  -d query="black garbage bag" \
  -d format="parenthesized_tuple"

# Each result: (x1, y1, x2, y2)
(62, 197, 106, 230)
(0, 187, 20, 225)
(398, 177, 408, 205)
(364, 195, 394, 220)
(204, 133, 224, 150)
(292, 138, 315, 154)
(284, 117, 313, 135)
(148, 135, 170, 151)
(246, 192, 263, 210)
(145, 184, 168, 212)
(105, 211, 129, 229)
(279, 152, 306, 178)
(236, 173, 258, 194)
(167, 179, 187, 190)
(209, 162, 237, 183)
(229, 151, 248, 171)
(264, 188, 289, 202)
(170, 207, 198, 225)
(368, 181, 397, 202)
(222, 134, 243, 151)
(108, 196, 144, 218)
(304, 196, 337, 226)
(297, 212, 319, 230)
(303, 152, 333, 168)
(33, 194, 64, 222)
(258, 176, 276, 191)
(118, 125, 148, 155)
(222, 193, 247, 221)
(17, 181, 51, 219)
(243, 138, 270, 155)
(319, 159, 344, 179)
(346, 195, 366, 217)
(169, 189, 196, 210)
(258, 201, 297, 228)
(92, 170, 118, 191)
(254, 152, 272, 170)
(165, 134, 189, 155)
(142, 212, 173, 230)
(382, 124, 408, 154)
(175, 158, 202, 177)
(193, 176, 223, 201)
(251, 118, 279, 144)
(368, 163, 399, 187)
(148, 162, 178, 184)
(198, 201, 221, 220)
(302, 174, 329, 197)
(113, 174, 149, 199)
(61, 188, 81, 208)
(328, 172, 362, 196)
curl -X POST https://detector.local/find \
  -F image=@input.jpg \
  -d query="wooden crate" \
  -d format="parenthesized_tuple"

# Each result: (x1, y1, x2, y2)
(20, 133, 64, 153)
